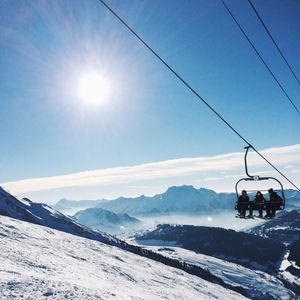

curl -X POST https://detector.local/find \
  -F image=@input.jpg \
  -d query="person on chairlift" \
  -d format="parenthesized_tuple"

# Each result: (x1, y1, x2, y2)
(237, 190, 249, 217)
(248, 191, 265, 218)
(265, 188, 283, 218)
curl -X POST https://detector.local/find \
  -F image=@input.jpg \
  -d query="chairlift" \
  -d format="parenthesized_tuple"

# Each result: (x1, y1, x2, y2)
(235, 146, 285, 218)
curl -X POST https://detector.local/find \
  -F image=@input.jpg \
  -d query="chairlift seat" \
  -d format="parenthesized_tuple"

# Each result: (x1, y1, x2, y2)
(235, 200, 284, 212)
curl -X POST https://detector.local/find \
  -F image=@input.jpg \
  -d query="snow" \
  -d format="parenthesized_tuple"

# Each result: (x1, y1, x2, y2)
(266, 226, 289, 231)
(0, 216, 247, 300)
(280, 251, 292, 272)
(138, 246, 295, 300)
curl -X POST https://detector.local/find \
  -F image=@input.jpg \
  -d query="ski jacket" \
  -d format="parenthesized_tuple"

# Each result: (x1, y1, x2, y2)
(238, 195, 249, 203)
(269, 192, 283, 203)
(254, 195, 265, 204)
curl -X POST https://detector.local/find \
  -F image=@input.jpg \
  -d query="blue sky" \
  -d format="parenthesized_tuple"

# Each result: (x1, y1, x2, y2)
(0, 0, 299, 202)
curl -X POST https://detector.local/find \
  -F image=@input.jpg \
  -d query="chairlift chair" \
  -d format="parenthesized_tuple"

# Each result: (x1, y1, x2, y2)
(235, 146, 285, 217)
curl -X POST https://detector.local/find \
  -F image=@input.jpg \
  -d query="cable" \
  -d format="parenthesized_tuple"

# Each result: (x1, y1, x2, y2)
(248, 0, 300, 87)
(97, 0, 299, 191)
(221, 0, 300, 116)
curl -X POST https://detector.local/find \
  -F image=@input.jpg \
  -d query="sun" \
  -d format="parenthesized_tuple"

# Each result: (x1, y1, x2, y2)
(78, 72, 111, 106)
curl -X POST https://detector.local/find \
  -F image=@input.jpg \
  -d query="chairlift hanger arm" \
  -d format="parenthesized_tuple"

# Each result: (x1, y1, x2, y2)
(244, 145, 256, 178)
(244, 146, 251, 178)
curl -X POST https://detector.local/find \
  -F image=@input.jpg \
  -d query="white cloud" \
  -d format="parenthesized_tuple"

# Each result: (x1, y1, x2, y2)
(1, 144, 300, 195)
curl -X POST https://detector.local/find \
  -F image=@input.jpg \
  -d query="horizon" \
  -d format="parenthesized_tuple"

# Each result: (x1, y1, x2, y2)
(2, 143, 299, 204)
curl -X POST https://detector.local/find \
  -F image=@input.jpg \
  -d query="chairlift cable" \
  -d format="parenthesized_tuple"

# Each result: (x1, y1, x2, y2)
(247, 0, 300, 87)
(221, 0, 300, 116)
(97, 0, 300, 191)
(250, 145, 299, 191)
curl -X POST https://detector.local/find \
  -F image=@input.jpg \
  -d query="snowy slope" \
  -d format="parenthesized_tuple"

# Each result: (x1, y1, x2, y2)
(137, 246, 295, 300)
(0, 186, 258, 297)
(0, 187, 117, 245)
(0, 215, 247, 300)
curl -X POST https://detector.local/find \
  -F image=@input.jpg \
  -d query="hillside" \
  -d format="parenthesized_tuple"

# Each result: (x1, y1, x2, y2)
(139, 246, 295, 300)
(249, 209, 300, 244)
(135, 224, 285, 273)
(249, 209, 300, 283)
(0, 187, 116, 245)
(0, 186, 263, 297)
(0, 215, 247, 300)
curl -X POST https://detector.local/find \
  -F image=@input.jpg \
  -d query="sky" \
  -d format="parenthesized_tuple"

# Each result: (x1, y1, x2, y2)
(0, 0, 299, 203)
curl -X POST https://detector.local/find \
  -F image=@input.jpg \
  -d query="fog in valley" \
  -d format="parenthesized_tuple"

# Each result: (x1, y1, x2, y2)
(137, 212, 266, 232)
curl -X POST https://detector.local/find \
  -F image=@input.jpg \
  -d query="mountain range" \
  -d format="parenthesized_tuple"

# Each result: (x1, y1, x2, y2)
(1, 186, 299, 299)
(53, 185, 300, 216)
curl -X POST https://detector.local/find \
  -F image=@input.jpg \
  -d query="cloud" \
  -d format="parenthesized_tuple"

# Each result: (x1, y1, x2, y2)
(2, 144, 300, 194)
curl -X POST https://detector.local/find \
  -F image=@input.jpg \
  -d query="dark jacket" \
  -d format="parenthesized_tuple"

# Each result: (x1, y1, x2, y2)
(269, 192, 283, 203)
(238, 195, 249, 203)
(254, 194, 265, 204)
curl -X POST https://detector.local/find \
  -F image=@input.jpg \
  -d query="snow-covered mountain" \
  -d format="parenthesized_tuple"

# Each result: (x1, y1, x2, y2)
(0, 215, 248, 300)
(0, 187, 116, 245)
(1, 186, 299, 298)
(74, 207, 141, 234)
(94, 186, 233, 215)
(0, 186, 269, 298)
(53, 185, 300, 216)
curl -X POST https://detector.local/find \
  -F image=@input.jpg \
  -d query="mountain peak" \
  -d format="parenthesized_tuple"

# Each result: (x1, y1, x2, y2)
(166, 185, 196, 193)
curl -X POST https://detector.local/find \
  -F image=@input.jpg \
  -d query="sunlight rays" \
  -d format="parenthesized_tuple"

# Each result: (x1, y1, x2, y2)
(78, 71, 111, 106)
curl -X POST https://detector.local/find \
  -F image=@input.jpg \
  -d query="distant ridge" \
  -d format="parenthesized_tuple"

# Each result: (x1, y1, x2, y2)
(53, 185, 300, 216)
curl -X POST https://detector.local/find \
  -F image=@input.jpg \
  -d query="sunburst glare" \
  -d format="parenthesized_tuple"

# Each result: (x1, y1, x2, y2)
(78, 72, 111, 106)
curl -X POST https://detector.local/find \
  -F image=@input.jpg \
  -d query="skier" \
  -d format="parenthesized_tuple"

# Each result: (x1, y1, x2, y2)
(249, 191, 265, 218)
(265, 188, 283, 218)
(237, 190, 249, 218)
